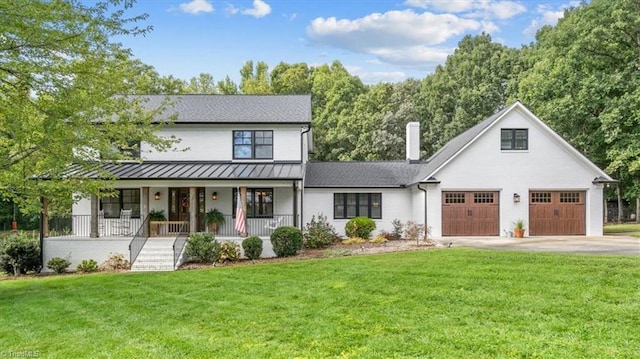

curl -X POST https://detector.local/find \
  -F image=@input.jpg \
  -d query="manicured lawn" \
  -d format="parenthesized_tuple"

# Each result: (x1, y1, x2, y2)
(1, 249, 639, 358)
(604, 223, 640, 237)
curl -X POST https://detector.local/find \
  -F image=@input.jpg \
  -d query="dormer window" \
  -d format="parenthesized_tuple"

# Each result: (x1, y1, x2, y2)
(501, 129, 528, 150)
(233, 130, 273, 159)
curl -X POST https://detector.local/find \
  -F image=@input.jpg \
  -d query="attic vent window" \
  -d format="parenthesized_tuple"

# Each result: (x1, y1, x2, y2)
(501, 129, 528, 150)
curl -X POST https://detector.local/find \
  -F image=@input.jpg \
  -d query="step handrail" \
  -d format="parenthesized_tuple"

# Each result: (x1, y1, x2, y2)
(129, 215, 150, 266)
(172, 221, 190, 269)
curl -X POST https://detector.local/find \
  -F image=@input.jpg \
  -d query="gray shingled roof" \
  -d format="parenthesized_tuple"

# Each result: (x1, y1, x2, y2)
(131, 94, 312, 124)
(304, 161, 432, 188)
(304, 103, 517, 188)
(65, 162, 304, 180)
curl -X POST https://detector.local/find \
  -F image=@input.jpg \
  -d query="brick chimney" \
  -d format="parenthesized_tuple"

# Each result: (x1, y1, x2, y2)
(406, 122, 420, 163)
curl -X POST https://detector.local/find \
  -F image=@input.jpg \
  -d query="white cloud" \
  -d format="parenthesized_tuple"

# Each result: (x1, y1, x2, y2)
(523, 5, 565, 37)
(371, 46, 452, 68)
(241, 0, 272, 18)
(226, 4, 239, 15)
(178, 0, 214, 14)
(481, 21, 499, 34)
(404, 0, 526, 20)
(308, 10, 480, 50)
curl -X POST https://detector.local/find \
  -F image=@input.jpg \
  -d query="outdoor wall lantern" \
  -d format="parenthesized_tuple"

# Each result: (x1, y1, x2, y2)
(212, 192, 218, 200)
(513, 193, 521, 203)
(154, 192, 161, 200)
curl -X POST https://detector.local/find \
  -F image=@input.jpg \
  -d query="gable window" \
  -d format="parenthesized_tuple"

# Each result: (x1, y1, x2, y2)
(233, 188, 273, 218)
(101, 189, 140, 218)
(334, 193, 382, 219)
(233, 130, 273, 159)
(501, 129, 528, 150)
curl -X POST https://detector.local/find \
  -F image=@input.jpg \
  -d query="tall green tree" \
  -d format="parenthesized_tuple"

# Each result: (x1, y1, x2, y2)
(418, 34, 521, 156)
(185, 73, 217, 94)
(270, 62, 312, 94)
(217, 75, 239, 94)
(0, 0, 175, 212)
(516, 0, 640, 202)
(239, 60, 272, 94)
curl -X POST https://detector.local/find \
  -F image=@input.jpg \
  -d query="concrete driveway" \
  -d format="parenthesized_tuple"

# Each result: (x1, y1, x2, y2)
(433, 235, 640, 255)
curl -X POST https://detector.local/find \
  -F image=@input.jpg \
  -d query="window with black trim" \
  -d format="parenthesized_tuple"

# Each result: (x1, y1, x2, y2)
(334, 193, 382, 219)
(501, 129, 528, 150)
(233, 188, 274, 218)
(101, 189, 140, 218)
(233, 130, 273, 159)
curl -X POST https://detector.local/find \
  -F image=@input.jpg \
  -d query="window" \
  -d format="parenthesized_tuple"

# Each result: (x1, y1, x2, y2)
(530, 192, 551, 203)
(101, 189, 140, 218)
(233, 130, 273, 159)
(560, 192, 581, 203)
(233, 188, 273, 218)
(334, 193, 382, 219)
(445, 193, 465, 204)
(501, 129, 528, 150)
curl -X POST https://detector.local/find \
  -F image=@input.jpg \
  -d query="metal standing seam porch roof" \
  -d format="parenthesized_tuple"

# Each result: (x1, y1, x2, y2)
(64, 162, 304, 180)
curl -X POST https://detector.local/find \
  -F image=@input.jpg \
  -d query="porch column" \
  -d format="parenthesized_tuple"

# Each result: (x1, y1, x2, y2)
(189, 187, 197, 233)
(293, 181, 298, 228)
(141, 187, 149, 237)
(90, 194, 99, 238)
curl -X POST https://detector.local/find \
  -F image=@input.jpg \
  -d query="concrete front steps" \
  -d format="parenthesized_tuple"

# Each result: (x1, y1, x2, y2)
(131, 238, 176, 272)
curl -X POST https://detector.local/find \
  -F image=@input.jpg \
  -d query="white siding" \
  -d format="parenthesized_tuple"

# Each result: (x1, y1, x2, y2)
(303, 188, 414, 237)
(141, 124, 305, 162)
(428, 107, 605, 236)
(43, 238, 130, 272)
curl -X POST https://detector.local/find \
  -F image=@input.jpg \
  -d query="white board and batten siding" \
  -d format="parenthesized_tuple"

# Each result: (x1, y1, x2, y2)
(424, 106, 604, 237)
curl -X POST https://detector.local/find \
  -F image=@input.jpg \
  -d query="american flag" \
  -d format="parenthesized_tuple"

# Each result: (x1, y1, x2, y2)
(235, 191, 247, 235)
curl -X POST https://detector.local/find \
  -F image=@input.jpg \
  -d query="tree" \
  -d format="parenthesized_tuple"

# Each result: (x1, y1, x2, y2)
(516, 0, 640, 212)
(185, 73, 217, 94)
(239, 60, 272, 94)
(270, 62, 312, 94)
(0, 0, 176, 213)
(418, 34, 521, 156)
(217, 75, 239, 94)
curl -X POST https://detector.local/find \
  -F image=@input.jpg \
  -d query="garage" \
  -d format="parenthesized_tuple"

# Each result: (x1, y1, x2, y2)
(529, 191, 586, 235)
(442, 192, 499, 236)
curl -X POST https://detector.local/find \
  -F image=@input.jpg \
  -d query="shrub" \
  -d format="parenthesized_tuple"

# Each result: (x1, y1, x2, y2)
(242, 236, 263, 260)
(270, 226, 303, 257)
(219, 241, 241, 262)
(342, 237, 367, 245)
(370, 234, 388, 244)
(303, 214, 341, 249)
(99, 253, 130, 271)
(345, 217, 376, 239)
(77, 259, 98, 273)
(1, 234, 40, 275)
(185, 232, 220, 263)
(46, 257, 71, 274)
(404, 221, 431, 243)
(391, 219, 404, 240)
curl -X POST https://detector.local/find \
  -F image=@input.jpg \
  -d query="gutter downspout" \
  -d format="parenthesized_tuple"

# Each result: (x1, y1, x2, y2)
(300, 124, 312, 230)
(417, 183, 428, 244)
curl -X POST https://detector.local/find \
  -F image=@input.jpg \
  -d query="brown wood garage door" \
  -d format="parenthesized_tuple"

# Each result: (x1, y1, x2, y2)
(529, 191, 586, 235)
(442, 192, 499, 236)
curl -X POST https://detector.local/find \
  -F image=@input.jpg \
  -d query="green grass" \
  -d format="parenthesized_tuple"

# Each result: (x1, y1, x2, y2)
(604, 223, 640, 237)
(1, 249, 639, 358)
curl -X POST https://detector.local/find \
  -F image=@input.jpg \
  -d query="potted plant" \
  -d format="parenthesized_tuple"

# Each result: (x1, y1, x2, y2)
(513, 219, 525, 238)
(205, 208, 225, 234)
(149, 209, 167, 237)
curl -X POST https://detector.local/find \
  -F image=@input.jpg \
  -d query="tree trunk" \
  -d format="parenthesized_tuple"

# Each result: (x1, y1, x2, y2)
(636, 198, 639, 223)
(616, 185, 622, 223)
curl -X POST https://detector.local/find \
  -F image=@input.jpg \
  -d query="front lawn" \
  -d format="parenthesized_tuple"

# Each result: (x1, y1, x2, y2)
(1, 249, 639, 358)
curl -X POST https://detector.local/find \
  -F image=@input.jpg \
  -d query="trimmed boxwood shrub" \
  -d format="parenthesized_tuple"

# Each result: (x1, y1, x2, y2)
(1, 234, 41, 275)
(77, 259, 98, 273)
(219, 241, 241, 262)
(345, 216, 376, 239)
(242, 236, 263, 260)
(185, 232, 220, 263)
(270, 226, 303, 257)
(47, 257, 71, 274)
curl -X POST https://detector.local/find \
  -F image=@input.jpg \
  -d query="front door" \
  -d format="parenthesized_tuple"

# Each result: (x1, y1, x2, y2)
(169, 187, 206, 231)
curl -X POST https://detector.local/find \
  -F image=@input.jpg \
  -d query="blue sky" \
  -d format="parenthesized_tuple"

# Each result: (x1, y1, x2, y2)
(118, 0, 578, 85)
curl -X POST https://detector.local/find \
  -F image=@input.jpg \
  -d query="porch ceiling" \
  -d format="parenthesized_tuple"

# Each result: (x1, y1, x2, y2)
(66, 161, 304, 180)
